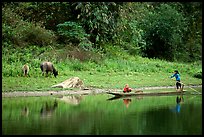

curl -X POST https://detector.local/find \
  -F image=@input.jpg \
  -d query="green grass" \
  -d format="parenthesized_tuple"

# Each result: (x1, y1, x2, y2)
(2, 45, 202, 92)
(2, 70, 202, 92)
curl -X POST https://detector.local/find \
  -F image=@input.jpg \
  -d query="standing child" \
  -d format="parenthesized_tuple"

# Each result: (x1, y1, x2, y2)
(170, 70, 182, 91)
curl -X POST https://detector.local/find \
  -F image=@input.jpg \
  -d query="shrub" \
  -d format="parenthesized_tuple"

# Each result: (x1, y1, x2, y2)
(193, 71, 202, 79)
(57, 21, 93, 50)
(2, 5, 57, 47)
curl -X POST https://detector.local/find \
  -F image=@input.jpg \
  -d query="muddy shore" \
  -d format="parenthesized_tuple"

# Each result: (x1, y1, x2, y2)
(2, 85, 202, 98)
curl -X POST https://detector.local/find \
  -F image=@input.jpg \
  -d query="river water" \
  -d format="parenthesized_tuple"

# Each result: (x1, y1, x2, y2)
(2, 88, 202, 135)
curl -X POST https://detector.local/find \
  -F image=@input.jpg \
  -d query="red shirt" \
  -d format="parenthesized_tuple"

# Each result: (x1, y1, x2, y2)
(124, 87, 132, 92)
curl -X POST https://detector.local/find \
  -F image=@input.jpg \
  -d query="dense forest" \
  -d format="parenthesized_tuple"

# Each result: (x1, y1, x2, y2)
(2, 2, 202, 63)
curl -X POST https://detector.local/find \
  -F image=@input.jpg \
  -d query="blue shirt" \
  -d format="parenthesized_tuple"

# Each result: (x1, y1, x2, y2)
(176, 104, 181, 113)
(170, 73, 180, 81)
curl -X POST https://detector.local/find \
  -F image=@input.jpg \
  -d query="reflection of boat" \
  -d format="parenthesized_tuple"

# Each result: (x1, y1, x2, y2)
(107, 90, 186, 97)
(107, 95, 143, 101)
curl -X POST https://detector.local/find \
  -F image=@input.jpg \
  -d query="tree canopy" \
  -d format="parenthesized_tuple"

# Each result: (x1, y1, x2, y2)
(2, 2, 202, 62)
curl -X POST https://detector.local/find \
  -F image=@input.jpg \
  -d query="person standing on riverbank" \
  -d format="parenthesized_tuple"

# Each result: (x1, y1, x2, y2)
(170, 70, 182, 91)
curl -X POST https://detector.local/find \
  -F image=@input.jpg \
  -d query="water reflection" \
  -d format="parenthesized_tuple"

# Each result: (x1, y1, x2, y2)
(58, 95, 83, 105)
(40, 99, 58, 119)
(108, 95, 144, 108)
(107, 95, 143, 101)
(171, 95, 184, 113)
(21, 106, 29, 117)
(123, 99, 131, 108)
(2, 88, 202, 135)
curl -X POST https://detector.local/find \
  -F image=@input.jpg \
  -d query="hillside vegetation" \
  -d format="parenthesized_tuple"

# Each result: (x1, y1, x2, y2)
(2, 2, 202, 91)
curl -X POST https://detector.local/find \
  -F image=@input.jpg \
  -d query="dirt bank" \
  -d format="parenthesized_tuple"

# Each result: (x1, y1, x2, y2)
(2, 85, 202, 98)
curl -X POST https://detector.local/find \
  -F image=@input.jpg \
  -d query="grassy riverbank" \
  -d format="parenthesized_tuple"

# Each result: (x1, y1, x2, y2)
(2, 3, 202, 93)
(2, 71, 202, 92)
(2, 47, 202, 92)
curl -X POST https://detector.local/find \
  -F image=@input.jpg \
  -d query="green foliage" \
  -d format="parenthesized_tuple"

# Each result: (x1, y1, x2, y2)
(70, 60, 85, 71)
(2, 44, 61, 77)
(2, 43, 202, 91)
(8, 2, 73, 31)
(101, 44, 125, 58)
(114, 2, 201, 63)
(2, 5, 57, 47)
(193, 71, 202, 79)
(181, 2, 202, 62)
(57, 21, 93, 50)
(74, 2, 119, 47)
(2, 24, 15, 42)
(1, 2, 202, 93)
(2, 2, 201, 63)
(57, 21, 88, 43)
(140, 3, 187, 61)
(114, 3, 149, 56)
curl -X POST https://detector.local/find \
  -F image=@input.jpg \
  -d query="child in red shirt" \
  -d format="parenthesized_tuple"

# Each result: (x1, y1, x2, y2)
(123, 84, 132, 93)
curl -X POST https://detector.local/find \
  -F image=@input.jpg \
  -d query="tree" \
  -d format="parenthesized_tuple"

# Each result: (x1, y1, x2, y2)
(73, 2, 120, 48)
(113, 2, 149, 55)
(180, 2, 202, 62)
(140, 3, 187, 61)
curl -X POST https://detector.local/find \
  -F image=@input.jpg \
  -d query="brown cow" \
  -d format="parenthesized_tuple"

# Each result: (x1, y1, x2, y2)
(22, 64, 29, 77)
(40, 61, 58, 77)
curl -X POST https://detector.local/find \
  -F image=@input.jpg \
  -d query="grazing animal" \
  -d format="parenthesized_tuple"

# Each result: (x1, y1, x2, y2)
(40, 61, 58, 77)
(22, 64, 29, 77)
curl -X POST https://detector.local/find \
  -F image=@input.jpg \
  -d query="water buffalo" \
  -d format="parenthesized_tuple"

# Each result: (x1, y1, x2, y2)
(40, 61, 58, 77)
(22, 64, 29, 77)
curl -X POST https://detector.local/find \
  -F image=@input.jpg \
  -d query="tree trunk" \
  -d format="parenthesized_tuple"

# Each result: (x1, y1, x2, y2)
(51, 77, 84, 89)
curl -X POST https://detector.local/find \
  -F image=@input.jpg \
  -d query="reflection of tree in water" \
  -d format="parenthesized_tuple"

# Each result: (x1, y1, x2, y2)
(59, 95, 83, 105)
(21, 106, 29, 117)
(40, 99, 58, 119)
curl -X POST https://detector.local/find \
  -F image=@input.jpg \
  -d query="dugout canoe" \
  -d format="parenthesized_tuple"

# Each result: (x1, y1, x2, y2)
(107, 90, 187, 97)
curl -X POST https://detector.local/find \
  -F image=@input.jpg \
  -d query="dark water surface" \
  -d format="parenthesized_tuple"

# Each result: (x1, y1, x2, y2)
(2, 88, 202, 135)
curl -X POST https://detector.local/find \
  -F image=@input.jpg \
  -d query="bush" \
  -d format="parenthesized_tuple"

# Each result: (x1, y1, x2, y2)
(2, 5, 57, 47)
(57, 21, 93, 50)
(193, 71, 202, 79)
(140, 3, 187, 61)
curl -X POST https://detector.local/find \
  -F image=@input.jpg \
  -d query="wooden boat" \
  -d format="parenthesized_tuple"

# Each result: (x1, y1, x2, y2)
(107, 90, 187, 97)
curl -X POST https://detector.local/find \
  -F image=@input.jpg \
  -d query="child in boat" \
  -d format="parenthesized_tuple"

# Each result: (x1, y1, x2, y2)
(123, 84, 132, 93)
(170, 70, 182, 91)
